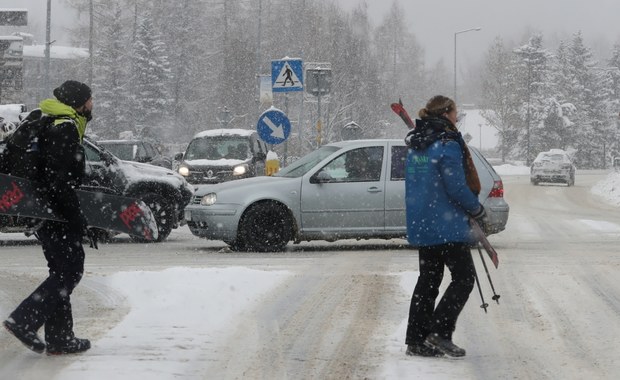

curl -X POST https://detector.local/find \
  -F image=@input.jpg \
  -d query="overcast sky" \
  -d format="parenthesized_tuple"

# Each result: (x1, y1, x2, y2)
(5, 0, 620, 71)
(340, 0, 620, 69)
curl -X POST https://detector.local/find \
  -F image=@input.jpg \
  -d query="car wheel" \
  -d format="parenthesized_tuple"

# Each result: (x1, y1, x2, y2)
(237, 202, 293, 252)
(531, 178, 538, 186)
(131, 193, 173, 243)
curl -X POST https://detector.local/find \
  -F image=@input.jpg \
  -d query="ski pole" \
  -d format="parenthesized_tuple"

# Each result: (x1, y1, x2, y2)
(477, 244, 500, 304)
(472, 259, 488, 313)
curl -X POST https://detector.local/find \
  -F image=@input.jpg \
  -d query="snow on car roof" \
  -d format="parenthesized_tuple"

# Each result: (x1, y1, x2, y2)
(193, 129, 255, 138)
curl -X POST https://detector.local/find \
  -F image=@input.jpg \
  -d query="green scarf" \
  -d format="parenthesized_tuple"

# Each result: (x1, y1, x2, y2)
(39, 98, 88, 142)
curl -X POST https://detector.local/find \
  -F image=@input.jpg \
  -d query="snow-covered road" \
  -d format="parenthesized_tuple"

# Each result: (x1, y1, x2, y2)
(1, 170, 620, 379)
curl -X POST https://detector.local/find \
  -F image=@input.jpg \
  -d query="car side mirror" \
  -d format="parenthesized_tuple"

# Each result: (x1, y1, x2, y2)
(101, 151, 115, 166)
(174, 152, 184, 161)
(310, 171, 333, 184)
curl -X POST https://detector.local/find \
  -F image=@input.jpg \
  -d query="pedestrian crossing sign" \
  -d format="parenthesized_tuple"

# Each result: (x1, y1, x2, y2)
(271, 59, 303, 92)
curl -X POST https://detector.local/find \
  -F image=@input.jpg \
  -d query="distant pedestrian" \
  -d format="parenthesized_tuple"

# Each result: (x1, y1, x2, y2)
(3, 80, 95, 355)
(403, 95, 488, 357)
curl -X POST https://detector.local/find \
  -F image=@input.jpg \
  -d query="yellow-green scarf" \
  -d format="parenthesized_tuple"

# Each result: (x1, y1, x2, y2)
(39, 98, 88, 142)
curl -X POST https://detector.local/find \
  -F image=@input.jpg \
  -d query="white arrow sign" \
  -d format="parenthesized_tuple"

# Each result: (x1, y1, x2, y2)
(264, 116, 285, 139)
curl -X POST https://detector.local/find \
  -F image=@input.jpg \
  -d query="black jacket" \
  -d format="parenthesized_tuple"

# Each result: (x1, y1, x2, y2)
(3, 108, 87, 231)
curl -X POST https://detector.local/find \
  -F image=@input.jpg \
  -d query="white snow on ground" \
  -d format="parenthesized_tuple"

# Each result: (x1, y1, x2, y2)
(59, 267, 290, 380)
(591, 170, 620, 206)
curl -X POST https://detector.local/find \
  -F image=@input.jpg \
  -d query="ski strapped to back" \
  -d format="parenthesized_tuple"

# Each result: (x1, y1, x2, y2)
(390, 98, 416, 130)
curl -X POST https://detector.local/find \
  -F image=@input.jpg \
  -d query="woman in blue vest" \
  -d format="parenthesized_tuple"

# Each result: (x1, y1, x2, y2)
(404, 95, 487, 358)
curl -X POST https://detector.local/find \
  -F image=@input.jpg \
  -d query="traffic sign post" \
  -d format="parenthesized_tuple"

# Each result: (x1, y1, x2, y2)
(257, 108, 291, 145)
(305, 64, 332, 146)
(271, 58, 303, 92)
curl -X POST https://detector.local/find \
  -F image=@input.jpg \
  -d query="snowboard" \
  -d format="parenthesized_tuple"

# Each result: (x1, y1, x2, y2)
(0, 173, 158, 241)
(470, 218, 499, 268)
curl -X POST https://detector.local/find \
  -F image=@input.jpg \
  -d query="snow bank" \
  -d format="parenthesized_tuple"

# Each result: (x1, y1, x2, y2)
(591, 171, 620, 206)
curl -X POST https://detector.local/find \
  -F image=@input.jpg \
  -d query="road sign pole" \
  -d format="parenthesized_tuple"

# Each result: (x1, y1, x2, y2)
(317, 88, 322, 146)
(284, 94, 289, 165)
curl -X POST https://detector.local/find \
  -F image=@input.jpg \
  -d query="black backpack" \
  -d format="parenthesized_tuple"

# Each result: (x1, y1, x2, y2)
(0, 109, 52, 180)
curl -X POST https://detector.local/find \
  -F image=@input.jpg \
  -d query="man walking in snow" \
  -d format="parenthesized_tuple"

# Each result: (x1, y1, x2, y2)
(2, 80, 95, 355)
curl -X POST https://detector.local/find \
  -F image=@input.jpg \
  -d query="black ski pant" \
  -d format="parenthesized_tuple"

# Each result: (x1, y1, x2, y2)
(8, 220, 85, 345)
(405, 242, 475, 345)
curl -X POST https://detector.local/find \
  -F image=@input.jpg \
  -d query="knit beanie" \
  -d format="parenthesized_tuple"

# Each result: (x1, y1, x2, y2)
(53, 80, 92, 108)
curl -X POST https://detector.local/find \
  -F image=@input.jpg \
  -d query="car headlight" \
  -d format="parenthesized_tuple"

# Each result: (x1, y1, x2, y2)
(233, 164, 248, 176)
(178, 166, 190, 176)
(200, 193, 217, 205)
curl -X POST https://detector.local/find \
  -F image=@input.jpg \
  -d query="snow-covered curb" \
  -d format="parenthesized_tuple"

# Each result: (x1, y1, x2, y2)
(591, 171, 620, 206)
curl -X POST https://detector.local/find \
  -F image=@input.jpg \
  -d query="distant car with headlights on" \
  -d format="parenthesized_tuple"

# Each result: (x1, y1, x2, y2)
(530, 149, 576, 186)
(184, 139, 510, 252)
(175, 129, 268, 185)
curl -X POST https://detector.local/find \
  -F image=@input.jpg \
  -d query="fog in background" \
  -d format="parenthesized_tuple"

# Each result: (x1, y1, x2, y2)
(6, 0, 620, 74)
(340, 0, 620, 71)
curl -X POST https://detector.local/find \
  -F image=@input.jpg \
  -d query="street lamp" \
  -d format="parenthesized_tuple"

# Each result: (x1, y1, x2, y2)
(454, 27, 481, 105)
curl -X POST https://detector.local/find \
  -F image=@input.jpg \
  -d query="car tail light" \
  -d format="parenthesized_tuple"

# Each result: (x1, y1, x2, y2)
(488, 180, 504, 198)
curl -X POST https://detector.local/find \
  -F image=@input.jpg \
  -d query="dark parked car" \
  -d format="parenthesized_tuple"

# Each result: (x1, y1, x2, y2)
(0, 136, 193, 242)
(97, 139, 172, 169)
(175, 129, 268, 185)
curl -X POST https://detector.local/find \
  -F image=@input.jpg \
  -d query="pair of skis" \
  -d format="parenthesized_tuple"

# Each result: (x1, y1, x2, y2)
(392, 99, 500, 310)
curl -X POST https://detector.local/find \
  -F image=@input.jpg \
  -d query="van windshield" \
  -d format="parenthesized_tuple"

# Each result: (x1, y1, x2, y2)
(185, 136, 250, 161)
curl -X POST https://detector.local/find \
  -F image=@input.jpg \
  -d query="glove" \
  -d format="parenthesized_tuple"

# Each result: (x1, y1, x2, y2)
(470, 205, 490, 234)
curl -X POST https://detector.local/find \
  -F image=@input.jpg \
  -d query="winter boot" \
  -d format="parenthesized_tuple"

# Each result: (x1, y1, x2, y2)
(424, 333, 466, 357)
(46, 337, 91, 355)
(3, 318, 46, 354)
(406, 342, 445, 357)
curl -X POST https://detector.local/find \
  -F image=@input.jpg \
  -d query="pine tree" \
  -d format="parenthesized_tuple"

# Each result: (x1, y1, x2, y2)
(480, 37, 521, 162)
(91, 3, 130, 139)
(513, 34, 553, 164)
(561, 32, 611, 168)
(130, 7, 173, 140)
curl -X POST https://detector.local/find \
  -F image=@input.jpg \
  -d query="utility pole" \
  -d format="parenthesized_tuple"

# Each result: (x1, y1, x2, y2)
(44, 0, 51, 98)
(88, 0, 93, 85)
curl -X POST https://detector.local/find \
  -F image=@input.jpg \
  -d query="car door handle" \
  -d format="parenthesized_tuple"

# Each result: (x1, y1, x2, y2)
(367, 187, 382, 193)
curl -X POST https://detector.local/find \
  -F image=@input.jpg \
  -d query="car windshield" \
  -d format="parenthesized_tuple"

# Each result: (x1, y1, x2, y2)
(185, 136, 250, 161)
(274, 145, 341, 178)
(101, 143, 135, 160)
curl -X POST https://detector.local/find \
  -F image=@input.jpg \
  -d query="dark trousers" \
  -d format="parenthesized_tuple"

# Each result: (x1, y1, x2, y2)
(8, 221, 85, 344)
(405, 242, 475, 345)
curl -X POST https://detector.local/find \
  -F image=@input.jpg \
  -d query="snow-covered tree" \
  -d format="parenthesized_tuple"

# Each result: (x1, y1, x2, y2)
(130, 7, 173, 140)
(480, 37, 521, 162)
(91, 2, 131, 138)
(513, 33, 553, 164)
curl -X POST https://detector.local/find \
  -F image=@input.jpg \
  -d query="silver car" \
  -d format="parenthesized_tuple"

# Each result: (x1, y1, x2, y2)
(185, 139, 509, 251)
(530, 149, 576, 186)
